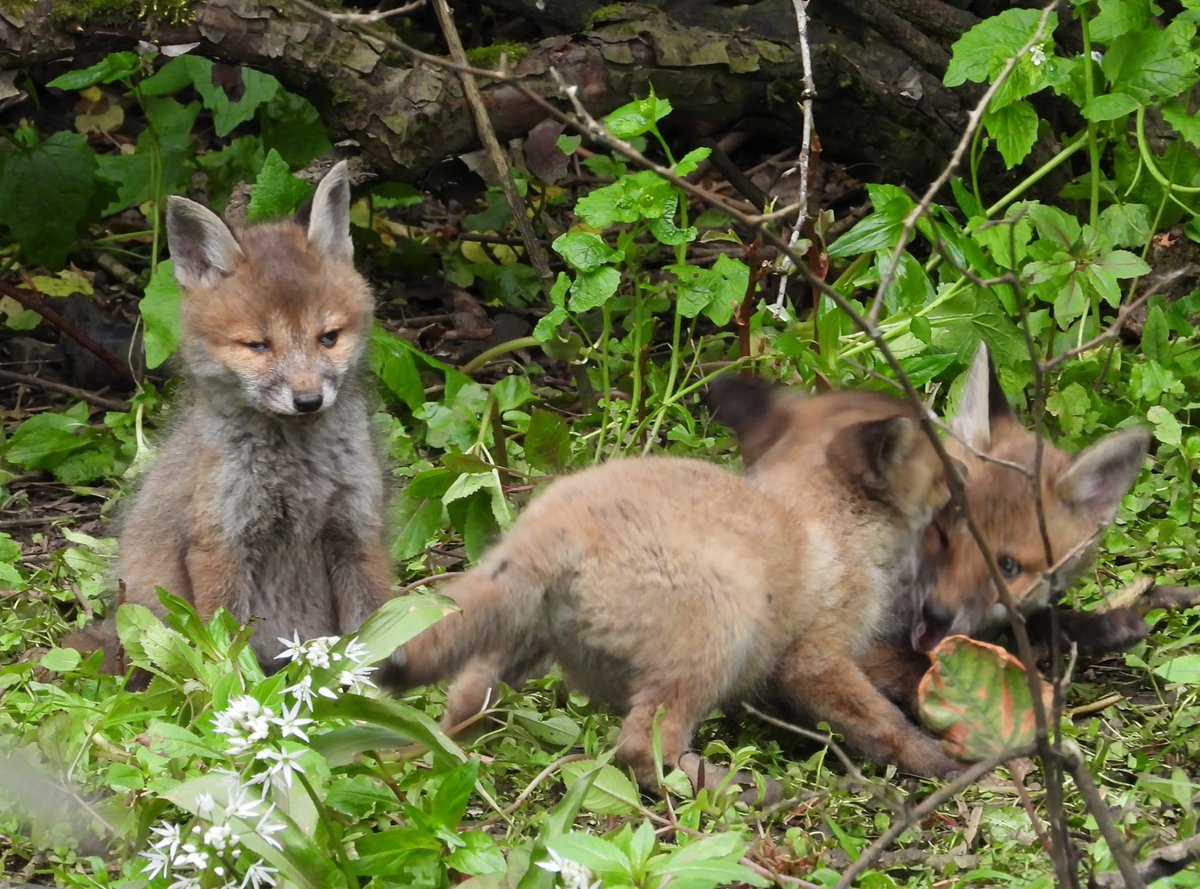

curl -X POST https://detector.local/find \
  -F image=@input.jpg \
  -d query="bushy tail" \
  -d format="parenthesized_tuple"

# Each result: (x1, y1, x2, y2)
(390, 555, 548, 690)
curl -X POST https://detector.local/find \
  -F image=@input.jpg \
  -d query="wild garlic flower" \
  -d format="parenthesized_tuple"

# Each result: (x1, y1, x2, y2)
(212, 696, 275, 755)
(537, 848, 601, 889)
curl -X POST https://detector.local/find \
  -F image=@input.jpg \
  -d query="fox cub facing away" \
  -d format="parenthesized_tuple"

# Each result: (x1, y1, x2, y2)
(390, 383, 961, 791)
(67, 161, 392, 671)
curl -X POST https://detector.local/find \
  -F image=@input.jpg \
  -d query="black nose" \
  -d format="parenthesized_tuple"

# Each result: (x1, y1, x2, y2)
(293, 393, 324, 413)
(922, 598, 954, 629)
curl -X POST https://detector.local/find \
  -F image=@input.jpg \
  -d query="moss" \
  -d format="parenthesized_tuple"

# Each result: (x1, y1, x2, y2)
(465, 42, 529, 68)
(48, 0, 191, 25)
(588, 4, 629, 27)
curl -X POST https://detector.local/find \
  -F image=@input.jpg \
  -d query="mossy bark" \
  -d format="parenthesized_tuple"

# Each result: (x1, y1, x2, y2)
(2, 0, 980, 184)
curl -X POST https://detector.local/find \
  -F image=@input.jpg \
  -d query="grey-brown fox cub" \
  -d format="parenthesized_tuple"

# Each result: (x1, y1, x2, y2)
(65, 162, 392, 671)
(388, 383, 960, 792)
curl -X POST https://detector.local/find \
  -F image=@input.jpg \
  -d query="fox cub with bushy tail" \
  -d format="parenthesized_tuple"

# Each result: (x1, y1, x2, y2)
(390, 383, 961, 791)
(66, 162, 392, 670)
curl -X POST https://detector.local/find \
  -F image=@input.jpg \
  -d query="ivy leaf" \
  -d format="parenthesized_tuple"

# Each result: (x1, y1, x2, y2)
(246, 149, 312, 222)
(0, 131, 102, 269)
(141, 260, 182, 369)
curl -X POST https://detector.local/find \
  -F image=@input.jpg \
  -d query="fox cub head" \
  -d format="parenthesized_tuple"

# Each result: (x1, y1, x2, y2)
(165, 161, 372, 417)
(708, 377, 953, 554)
(911, 343, 1150, 651)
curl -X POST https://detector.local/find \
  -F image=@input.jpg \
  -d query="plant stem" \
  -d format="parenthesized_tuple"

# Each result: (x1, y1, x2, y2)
(985, 133, 1089, 219)
(459, 336, 542, 376)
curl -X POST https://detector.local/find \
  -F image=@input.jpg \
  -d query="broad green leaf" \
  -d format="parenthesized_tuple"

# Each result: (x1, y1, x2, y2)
(552, 231, 622, 273)
(246, 148, 311, 222)
(945, 8, 1056, 86)
(183, 57, 282, 136)
(447, 831, 507, 876)
(1097, 203, 1152, 248)
(648, 197, 698, 245)
(918, 635, 1054, 761)
(1091, 0, 1152, 43)
(828, 186, 914, 257)
(0, 131, 102, 269)
(547, 832, 631, 875)
(559, 761, 639, 815)
(568, 266, 621, 312)
(325, 775, 397, 819)
(1026, 203, 1081, 249)
(604, 92, 671, 139)
(141, 260, 182, 368)
(1102, 27, 1198, 103)
(311, 693, 466, 767)
(261, 89, 332, 168)
(1146, 405, 1183, 448)
(354, 592, 458, 664)
(987, 100, 1039, 168)
(1094, 249, 1150, 279)
(674, 147, 711, 176)
(431, 759, 481, 827)
(1151, 654, 1200, 684)
(525, 409, 570, 472)
(575, 171, 672, 227)
(654, 833, 769, 889)
(1162, 100, 1200, 147)
(1082, 92, 1141, 121)
(47, 52, 140, 90)
(391, 469, 453, 559)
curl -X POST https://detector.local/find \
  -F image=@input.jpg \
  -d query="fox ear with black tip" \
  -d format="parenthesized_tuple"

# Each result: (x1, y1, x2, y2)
(166, 196, 245, 292)
(705, 375, 792, 467)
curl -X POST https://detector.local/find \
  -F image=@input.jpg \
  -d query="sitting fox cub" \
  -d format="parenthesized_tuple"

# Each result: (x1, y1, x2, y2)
(66, 162, 392, 671)
(390, 384, 960, 791)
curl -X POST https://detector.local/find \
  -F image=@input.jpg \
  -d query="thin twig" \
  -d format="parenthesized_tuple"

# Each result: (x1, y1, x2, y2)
(833, 744, 1038, 889)
(1, 278, 138, 388)
(0, 368, 129, 412)
(1093, 834, 1200, 888)
(866, 0, 1061, 327)
(429, 0, 554, 296)
(1060, 741, 1146, 889)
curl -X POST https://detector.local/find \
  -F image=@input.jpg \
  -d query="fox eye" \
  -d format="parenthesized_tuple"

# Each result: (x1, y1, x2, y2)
(244, 340, 270, 353)
(318, 330, 339, 348)
(998, 554, 1021, 579)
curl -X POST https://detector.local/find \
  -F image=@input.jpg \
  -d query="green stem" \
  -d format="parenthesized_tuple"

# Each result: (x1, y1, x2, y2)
(985, 132, 1089, 219)
(1080, 12, 1101, 227)
(1136, 106, 1200, 195)
(459, 336, 542, 376)
(595, 304, 613, 464)
(294, 769, 357, 884)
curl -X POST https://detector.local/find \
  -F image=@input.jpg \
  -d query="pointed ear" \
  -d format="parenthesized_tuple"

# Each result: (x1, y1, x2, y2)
(307, 160, 353, 265)
(952, 341, 1015, 453)
(705, 375, 791, 466)
(166, 196, 244, 290)
(859, 415, 916, 490)
(1056, 427, 1150, 522)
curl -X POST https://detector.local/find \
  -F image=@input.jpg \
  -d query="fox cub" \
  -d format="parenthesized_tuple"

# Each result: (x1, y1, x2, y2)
(66, 162, 392, 670)
(389, 384, 960, 792)
(862, 343, 1151, 706)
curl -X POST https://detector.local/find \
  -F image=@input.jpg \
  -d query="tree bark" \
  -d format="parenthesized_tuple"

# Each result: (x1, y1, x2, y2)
(1, 0, 978, 184)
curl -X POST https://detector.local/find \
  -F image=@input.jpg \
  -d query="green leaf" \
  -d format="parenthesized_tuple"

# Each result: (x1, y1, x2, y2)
(325, 775, 396, 819)
(525, 409, 570, 472)
(654, 833, 769, 889)
(1146, 405, 1183, 448)
(1094, 248, 1151, 279)
(945, 8, 1056, 87)
(1097, 203, 1152, 248)
(391, 469, 454, 560)
(185, 57, 282, 137)
(1026, 203, 1081, 250)
(827, 185, 914, 257)
(0, 131, 101, 269)
(354, 592, 458, 664)
(1091, 0, 1152, 43)
(431, 759, 481, 827)
(557, 134, 582, 154)
(918, 635, 1054, 761)
(3, 405, 94, 472)
(311, 693, 466, 767)
(575, 171, 672, 227)
(47, 51, 140, 90)
(39, 647, 82, 672)
(987, 100, 1039, 168)
(547, 832, 631, 875)
(447, 831, 507, 876)
(246, 149, 312, 223)
(647, 197, 698, 246)
(1082, 91, 1141, 121)
(1102, 27, 1198, 103)
(370, 325, 426, 410)
(559, 761, 640, 815)
(1161, 100, 1200, 147)
(1151, 654, 1200, 684)
(604, 91, 672, 139)
(261, 89, 332, 168)
(669, 255, 747, 326)
(552, 231, 622, 272)
(141, 260, 182, 368)
(568, 266, 621, 312)
(674, 147, 711, 176)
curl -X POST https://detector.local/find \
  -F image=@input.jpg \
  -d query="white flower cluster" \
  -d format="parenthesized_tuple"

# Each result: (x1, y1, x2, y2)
(275, 633, 377, 708)
(141, 782, 285, 889)
(211, 696, 312, 788)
